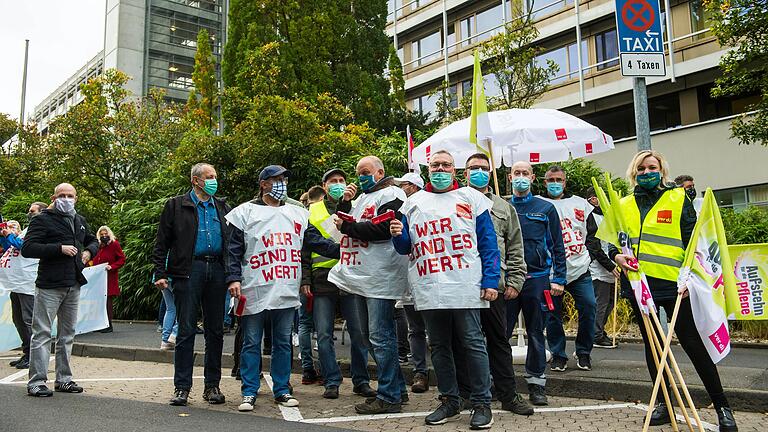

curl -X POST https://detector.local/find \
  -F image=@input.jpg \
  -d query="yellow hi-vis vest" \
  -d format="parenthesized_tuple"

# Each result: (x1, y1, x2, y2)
(621, 187, 686, 282)
(309, 201, 339, 269)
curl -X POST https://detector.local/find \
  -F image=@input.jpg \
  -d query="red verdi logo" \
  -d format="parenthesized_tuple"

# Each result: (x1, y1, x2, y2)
(574, 208, 585, 222)
(555, 128, 568, 140)
(294, 221, 301, 235)
(657, 209, 673, 224)
(585, 143, 593, 154)
(529, 153, 540, 163)
(456, 203, 472, 219)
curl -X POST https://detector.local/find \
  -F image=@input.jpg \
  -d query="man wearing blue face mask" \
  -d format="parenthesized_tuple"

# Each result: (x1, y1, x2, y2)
(153, 163, 231, 406)
(541, 165, 597, 374)
(506, 161, 566, 407)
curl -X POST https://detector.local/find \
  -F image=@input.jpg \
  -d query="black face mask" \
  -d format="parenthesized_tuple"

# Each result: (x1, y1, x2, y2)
(100, 236, 110, 244)
(686, 187, 697, 200)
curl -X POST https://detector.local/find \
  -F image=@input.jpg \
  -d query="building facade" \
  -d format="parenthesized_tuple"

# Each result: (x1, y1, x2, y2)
(387, 0, 767, 208)
(32, 0, 227, 133)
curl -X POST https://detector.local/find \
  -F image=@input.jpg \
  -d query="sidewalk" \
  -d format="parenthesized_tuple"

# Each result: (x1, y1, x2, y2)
(71, 321, 768, 412)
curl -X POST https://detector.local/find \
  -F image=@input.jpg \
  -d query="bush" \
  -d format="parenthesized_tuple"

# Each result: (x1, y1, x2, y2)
(721, 206, 768, 245)
(1, 191, 49, 225)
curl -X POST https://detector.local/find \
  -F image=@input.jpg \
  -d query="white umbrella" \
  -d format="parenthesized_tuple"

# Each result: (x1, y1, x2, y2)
(412, 108, 614, 168)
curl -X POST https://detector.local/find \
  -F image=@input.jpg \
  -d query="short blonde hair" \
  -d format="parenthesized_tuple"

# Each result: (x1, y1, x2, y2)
(97, 226, 117, 243)
(626, 150, 670, 189)
(6, 220, 21, 234)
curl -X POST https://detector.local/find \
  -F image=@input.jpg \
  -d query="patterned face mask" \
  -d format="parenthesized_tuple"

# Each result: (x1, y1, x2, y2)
(268, 180, 288, 201)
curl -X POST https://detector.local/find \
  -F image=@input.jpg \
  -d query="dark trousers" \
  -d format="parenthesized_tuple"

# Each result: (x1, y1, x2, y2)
(173, 260, 226, 391)
(10, 292, 34, 357)
(631, 297, 729, 409)
(394, 307, 410, 358)
(507, 276, 548, 386)
(593, 279, 615, 340)
(455, 295, 518, 403)
(106, 295, 115, 327)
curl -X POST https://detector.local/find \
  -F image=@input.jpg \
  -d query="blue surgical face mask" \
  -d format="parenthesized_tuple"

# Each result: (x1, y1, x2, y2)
(512, 176, 531, 192)
(636, 172, 661, 190)
(328, 183, 346, 200)
(468, 169, 490, 189)
(202, 178, 218, 196)
(268, 180, 288, 201)
(429, 172, 453, 190)
(546, 182, 564, 197)
(359, 174, 376, 192)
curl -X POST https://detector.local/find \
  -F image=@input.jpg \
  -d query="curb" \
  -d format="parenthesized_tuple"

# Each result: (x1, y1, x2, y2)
(72, 342, 767, 412)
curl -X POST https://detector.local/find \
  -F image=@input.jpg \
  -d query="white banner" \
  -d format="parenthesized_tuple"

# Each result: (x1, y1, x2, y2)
(0, 263, 109, 352)
(0, 230, 38, 295)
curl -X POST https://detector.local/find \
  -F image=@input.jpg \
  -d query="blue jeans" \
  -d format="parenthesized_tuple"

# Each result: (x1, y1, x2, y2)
(507, 276, 549, 386)
(240, 307, 294, 398)
(354, 296, 406, 404)
(546, 270, 597, 359)
(161, 286, 178, 343)
(298, 293, 315, 371)
(313, 293, 370, 389)
(422, 308, 491, 408)
(172, 260, 226, 390)
(403, 305, 428, 375)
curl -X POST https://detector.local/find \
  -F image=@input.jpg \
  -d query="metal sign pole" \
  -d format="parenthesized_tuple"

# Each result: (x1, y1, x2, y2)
(633, 77, 652, 150)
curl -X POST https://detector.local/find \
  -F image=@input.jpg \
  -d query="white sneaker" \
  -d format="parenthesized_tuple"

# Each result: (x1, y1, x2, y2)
(160, 341, 175, 351)
(275, 393, 299, 407)
(292, 333, 299, 347)
(168, 334, 176, 344)
(239, 395, 256, 411)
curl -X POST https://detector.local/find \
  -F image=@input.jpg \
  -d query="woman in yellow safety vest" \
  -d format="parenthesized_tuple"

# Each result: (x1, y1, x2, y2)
(610, 150, 737, 431)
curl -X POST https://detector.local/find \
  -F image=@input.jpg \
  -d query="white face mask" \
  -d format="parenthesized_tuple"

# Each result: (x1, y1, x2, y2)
(55, 197, 76, 214)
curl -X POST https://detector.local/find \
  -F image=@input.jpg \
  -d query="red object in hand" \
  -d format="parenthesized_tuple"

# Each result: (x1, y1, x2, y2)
(628, 258, 639, 270)
(235, 295, 247, 317)
(371, 210, 395, 225)
(305, 291, 314, 313)
(0, 222, 7, 230)
(336, 211, 355, 223)
(543, 290, 555, 311)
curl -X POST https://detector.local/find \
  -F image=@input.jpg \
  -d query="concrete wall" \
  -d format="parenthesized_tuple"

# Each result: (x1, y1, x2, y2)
(588, 116, 768, 191)
(104, 0, 146, 97)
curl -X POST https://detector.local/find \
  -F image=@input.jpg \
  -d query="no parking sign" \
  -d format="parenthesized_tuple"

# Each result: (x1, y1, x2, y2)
(615, 0, 666, 76)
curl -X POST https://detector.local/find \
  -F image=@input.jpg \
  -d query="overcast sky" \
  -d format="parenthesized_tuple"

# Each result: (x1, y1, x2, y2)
(0, 1, 105, 121)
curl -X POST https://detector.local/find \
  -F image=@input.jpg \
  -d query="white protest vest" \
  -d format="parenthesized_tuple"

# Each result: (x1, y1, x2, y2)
(588, 212, 615, 283)
(400, 188, 491, 311)
(0, 228, 38, 295)
(328, 186, 408, 300)
(225, 203, 309, 316)
(541, 195, 593, 284)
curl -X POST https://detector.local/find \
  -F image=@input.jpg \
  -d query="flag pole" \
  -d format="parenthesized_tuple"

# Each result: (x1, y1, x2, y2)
(484, 137, 501, 196)
(640, 313, 681, 432)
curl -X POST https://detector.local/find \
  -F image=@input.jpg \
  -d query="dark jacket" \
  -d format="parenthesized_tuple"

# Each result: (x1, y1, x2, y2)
(21, 209, 99, 289)
(585, 206, 618, 273)
(510, 193, 567, 285)
(337, 176, 404, 241)
(609, 185, 697, 302)
(152, 192, 232, 281)
(301, 197, 350, 296)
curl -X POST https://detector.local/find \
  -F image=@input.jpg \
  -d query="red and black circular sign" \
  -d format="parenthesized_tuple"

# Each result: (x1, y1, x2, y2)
(622, 0, 655, 32)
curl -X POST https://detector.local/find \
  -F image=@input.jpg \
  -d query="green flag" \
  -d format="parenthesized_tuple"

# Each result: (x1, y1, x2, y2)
(469, 50, 491, 156)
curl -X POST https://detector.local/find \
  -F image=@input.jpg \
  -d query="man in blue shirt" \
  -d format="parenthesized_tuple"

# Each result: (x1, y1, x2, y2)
(506, 161, 567, 407)
(153, 163, 232, 407)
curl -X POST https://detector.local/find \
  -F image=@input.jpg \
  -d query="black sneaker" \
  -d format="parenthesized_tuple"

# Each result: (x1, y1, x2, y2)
(274, 393, 299, 407)
(527, 383, 548, 406)
(9, 356, 23, 367)
(593, 335, 616, 348)
(323, 385, 339, 399)
(301, 368, 321, 385)
(354, 397, 401, 414)
(401, 392, 409, 405)
(202, 386, 225, 404)
(550, 356, 568, 372)
(502, 393, 534, 415)
(469, 405, 494, 429)
(15, 356, 29, 369)
(648, 403, 672, 426)
(575, 353, 592, 371)
(170, 388, 189, 406)
(716, 406, 738, 432)
(54, 381, 84, 393)
(425, 397, 460, 425)
(353, 383, 377, 398)
(28, 385, 53, 397)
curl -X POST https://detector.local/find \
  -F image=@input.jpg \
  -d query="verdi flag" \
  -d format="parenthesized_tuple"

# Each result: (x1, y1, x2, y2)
(469, 51, 492, 155)
(677, 188, 733, 363)
(406, 125, 418, 171)
(727, 243, 768, 320)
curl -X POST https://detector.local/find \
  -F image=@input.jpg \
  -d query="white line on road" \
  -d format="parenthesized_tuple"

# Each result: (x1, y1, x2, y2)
(300, 402, 639, 424)
(2, 375, 235, 385)
(631, 404, 718, 432)
(0, 357, 54, 384)
(263, 373, 304, 422)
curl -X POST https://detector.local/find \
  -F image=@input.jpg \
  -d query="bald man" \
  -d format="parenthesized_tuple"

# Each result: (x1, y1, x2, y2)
(21, 183, 98, 397)
(504, 161, 566, 407)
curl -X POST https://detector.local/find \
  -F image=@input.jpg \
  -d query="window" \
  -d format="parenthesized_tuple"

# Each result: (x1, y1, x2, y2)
(461, 80, 472, 97)
(447, 23, 456, 53)
(648, 92, 681, 132)
(595, 29, 619, 70)
(484, 74, 502, 98)
(476, 4, 504, 41)
(448, 84, 459, 108)
(536, 40, 587, 84)
(577, 93, 681, 140)
(460, 16, 476, 47)
(413, 93, 439, 118)
(690, 0, 714, 40)
(388, 0, 403, 19)
(712, 184, 768, 211)
(526, 0, 574, 20)
(698, 83, 761, 122)
(411, 31, 442, 66)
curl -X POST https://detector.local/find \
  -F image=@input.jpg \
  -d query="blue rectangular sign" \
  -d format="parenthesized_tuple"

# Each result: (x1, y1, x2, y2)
(615, 0, 666, 76)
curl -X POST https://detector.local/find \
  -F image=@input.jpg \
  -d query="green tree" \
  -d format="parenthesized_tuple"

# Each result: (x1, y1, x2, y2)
(223, 0, 391, 128)
(187, 29, 219, 132)
(480, 6, 559, 110)
(707, 0, 768, 145)
(388, 45, 406, 112)
(0, 113, 17, 146)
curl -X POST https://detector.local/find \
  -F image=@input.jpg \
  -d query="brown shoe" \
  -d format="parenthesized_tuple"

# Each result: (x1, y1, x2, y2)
(411, 373, 429, 393)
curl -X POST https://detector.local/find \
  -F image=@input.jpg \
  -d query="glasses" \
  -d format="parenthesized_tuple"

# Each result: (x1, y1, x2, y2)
(467, 165, 491, 172)
(429, 162, 454, 169)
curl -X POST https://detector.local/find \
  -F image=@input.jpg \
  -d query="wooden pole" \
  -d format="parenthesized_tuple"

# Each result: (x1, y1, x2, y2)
(640, 313, 680, 432)
(649, 304, 705, 432)
(612, 277, 619, 347)
(485, 137, 501, 196)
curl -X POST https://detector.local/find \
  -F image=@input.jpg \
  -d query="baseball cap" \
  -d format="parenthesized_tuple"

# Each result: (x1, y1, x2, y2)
(394, 172, 424, 189)
(259, 165, 291, 181)
(322, 168, 347, 183)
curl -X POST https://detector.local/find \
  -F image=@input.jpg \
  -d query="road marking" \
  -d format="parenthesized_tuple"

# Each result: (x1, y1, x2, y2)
(301, 402, 639, 424)
(2, 375, 235, 385)
(263, 373, 304, 422)
(0, 356, 23, 360)
(0, 357, 54, 384)
(631, 404, 718, 432)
